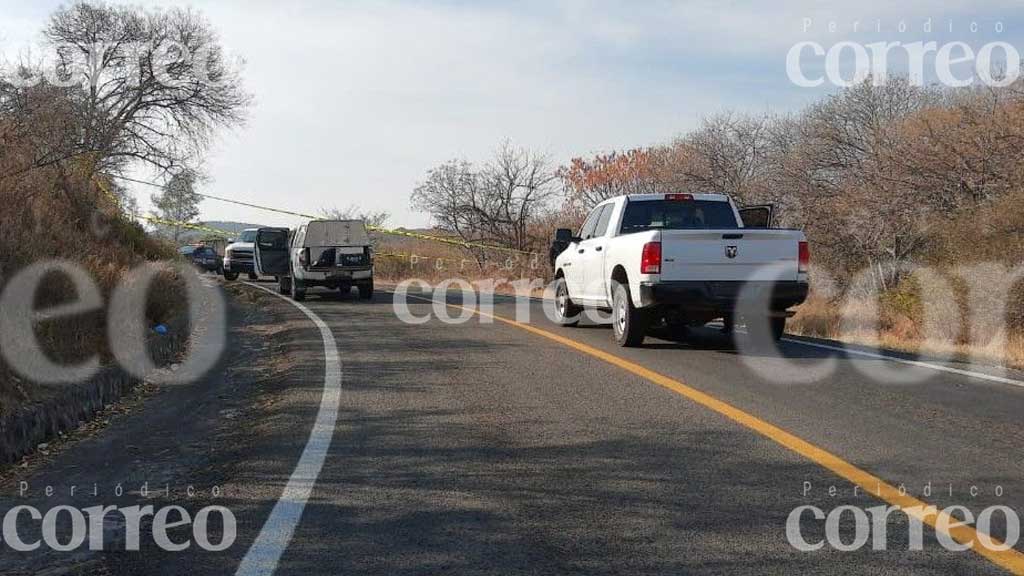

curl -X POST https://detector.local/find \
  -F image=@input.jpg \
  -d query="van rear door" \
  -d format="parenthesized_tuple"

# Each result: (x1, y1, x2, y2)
(254, 227, 291, 276)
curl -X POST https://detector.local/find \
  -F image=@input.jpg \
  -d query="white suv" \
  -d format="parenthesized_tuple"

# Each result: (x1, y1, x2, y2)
(253, 220, 374, 301)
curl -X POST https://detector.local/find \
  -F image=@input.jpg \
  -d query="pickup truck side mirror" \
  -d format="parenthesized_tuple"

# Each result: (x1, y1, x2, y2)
(738, 205, 774, 229)
(550, 228, 578, 268)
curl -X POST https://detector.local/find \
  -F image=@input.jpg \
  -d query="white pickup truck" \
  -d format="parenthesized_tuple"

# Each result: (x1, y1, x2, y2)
(551, 193, 809, 347)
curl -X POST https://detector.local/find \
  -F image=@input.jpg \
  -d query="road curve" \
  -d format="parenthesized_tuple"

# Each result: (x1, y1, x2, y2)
(5, 281, 1023, 575)
(230, 285, 1024, 575)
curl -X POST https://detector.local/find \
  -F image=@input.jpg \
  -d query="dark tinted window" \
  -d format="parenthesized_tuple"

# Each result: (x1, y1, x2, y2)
(620, 200, 738, 233)
(257, 229, 289, 250)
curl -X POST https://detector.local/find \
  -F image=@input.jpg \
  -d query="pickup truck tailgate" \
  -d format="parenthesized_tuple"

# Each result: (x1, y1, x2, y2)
(308, 246, 370, 269)
(658, 229, 802, 282)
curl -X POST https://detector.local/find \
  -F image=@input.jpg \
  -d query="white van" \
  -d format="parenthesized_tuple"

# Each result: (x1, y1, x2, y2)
(253, 220, 374, 301)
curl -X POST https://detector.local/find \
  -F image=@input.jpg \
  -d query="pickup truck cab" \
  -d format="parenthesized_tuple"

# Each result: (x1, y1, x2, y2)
(253, 220, 374, 301)
(552, 193, 809, 347)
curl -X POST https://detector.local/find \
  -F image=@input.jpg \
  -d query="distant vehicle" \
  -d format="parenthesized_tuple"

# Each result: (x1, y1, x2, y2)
(222, 228, 260, 281)
(551, 193, 809, 347)
(180, 245, 222, 273)
(253, 220, 374, 302)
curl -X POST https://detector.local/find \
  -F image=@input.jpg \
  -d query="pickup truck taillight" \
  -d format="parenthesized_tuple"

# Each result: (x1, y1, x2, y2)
(641, 241, 661, 275)
(665, 193, 693, 201)
(798, 241, 810, 274)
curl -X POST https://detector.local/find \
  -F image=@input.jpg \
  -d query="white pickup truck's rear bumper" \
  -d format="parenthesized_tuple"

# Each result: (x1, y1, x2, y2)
(638, 280, 809, 311)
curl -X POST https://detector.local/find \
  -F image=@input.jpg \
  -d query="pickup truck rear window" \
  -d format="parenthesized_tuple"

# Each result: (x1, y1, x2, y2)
(619, 200, 738, 233)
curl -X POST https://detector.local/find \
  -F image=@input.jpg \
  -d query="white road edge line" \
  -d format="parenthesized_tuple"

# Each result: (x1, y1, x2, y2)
(235, 282, 342, 576)
(404, 289, 1024, 389)
(781, 337, 1024, 389)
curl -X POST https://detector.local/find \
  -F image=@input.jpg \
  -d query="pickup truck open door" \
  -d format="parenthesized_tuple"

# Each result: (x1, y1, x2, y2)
(254, 227, 291, 276)
(738, 205, 774, 229)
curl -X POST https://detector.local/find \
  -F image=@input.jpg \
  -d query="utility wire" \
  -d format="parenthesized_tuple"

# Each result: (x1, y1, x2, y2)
(101, 172, 541, 256)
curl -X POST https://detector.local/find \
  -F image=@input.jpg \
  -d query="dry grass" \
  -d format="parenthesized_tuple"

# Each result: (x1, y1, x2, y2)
(374, 234, 550, 284)
(0, 157, 185, 414)
(790, 295, 1024, 370)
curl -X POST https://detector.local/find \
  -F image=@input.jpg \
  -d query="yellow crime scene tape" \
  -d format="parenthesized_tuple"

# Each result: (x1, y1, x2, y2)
(96, 175, 234, 237)
(98, 173, 541, 256)
(94, 175, 545, 272)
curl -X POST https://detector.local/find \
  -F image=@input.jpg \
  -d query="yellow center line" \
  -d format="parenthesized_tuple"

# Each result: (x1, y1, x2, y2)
(407, 294, 1024, 574)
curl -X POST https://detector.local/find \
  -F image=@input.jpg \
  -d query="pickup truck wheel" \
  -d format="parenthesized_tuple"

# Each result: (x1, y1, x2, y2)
(223, 270, 238, 281)
(291, 278, 306, 301)
(358, 282, 373, 300)
(248, 272, 259, 281)
(612, 282, 648, 347)
(278, 276, 291, 295)
(553, 277, 580, 327)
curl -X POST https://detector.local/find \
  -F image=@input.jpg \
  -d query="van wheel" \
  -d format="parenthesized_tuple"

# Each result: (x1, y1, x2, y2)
(553, 277, 580, 327)
(291, 278, 306, 301)
(223, 270, 238, 281)
(358, 282, 373, 300)
(612, 281, 648, 347)
(278, 276, 291, 295)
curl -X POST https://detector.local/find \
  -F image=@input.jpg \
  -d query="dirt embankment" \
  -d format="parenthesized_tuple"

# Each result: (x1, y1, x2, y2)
(0, 164, 189, 464)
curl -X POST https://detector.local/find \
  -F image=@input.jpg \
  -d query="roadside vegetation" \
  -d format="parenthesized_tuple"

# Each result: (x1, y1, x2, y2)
(410, 77, 1024, 368)
(0, 1, 249, 415)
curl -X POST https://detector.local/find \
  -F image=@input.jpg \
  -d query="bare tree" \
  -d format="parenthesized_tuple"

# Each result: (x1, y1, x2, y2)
(411, 141, 559, 254)
(105, 178, 140, 220)
(151, 169, 201, 243)
(320, 205, 390, 229)
(320, 205, 390, 247)
(793, 78, 941, 288)
(42, 1, 250, 175)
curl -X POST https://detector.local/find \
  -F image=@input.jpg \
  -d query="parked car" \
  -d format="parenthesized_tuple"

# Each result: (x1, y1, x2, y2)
(179, 245, 223, 273)
(551, 193, 808, 346)
(222, 228, 260, 281)
(253, 220, 374, 301)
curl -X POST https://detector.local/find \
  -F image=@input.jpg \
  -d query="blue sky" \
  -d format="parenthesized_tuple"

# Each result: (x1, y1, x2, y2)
(2, 0, 1023, 228)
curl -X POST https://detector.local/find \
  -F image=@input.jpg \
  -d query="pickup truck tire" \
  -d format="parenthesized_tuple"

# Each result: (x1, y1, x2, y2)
(612, 281, 648, 347)
(291, 278, 306, 301)
(278, 275, 291, 295)
(248, 272, 259, 281)
(553, 277, 580, 327)
(223, 270, 238, 281)
(358, 281, 373, 300)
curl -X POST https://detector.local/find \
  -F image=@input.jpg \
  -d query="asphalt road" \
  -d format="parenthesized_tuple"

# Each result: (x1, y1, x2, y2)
(3, 279, 1024, 575)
